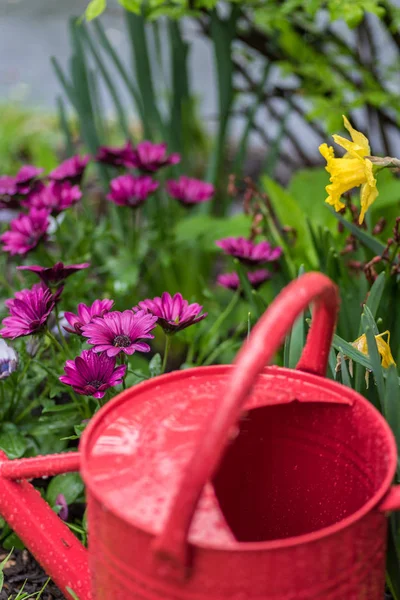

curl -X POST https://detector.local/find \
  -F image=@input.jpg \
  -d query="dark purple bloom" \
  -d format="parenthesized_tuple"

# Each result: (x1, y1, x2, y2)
(82, 310, 158, 357)
(131, 141, 180, 173)
(95, 141, 136, 168)
(24, 181, 82, 214)
(0, 176, 18, 209)
(14, 165, 44, 195)
(59, 349, 126, 399)
(17, 262, 90, 286)
(55, 494, 68, 521)
(216, 237, 282, 266)
(0, 208, 49, 256)
(64, 299, 114, 335)
(217, 269, 271, 291)
(1, 283, 57, 339)
(49, 155, 90, 185)
(166, 176, 214, 205)
(137, 292, 207, 334)
(107, 174, 158, 208)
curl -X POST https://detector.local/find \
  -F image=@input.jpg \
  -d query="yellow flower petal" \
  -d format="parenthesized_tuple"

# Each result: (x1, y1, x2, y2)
(343, 115, 371, 155)
(351, 331, 396, 368)
(359, 181, 378, 224)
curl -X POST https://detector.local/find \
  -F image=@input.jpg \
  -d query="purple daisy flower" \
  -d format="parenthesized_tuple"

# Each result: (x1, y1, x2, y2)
(64, 299, 114, 335)
(217, 269, 271, 291)
(0, 208, 49, 256)
(95, 141, 136, 168)
(216, 236, 282, 266)
(0, 176, 19, 209)
(59, 349, 126, 399)
(166, 176, 214, 205)
(17, 262, 90, 286)
(137, 292, 207, 334)
(131, 141, 180, 173)
(1, 284, 57, 339)
(107, 174, 159, 208)
(49, 155, 90, 185)
(55, 493, 69, 521)
(14, 165, 44, 195)
(25, 181, 82, 214)
(82, 310, 158, 357)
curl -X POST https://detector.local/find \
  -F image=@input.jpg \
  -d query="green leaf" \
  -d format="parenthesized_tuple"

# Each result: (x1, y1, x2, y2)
(174, 214, 252, 251)
(119, 0, 141, 13)
(0, 548, 13, 592)
(338, 349, 352, 388)
(149, 353, 162, 378)
(384, 365, 400, 459)
(332, 334, 372, 370)
(0, 431, 27, 460)
(85, 0, 107, 21)
(365, 272, 385, 318)
(2, 533, 24, 551)
(328, 207, 388, 258)
(362, 316, 385, 410)
(288, 168, 337, 230)
(46, 472, 84, 507)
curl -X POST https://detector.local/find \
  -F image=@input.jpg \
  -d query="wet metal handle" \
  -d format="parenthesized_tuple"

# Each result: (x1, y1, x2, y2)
(154, 272, 339, 570)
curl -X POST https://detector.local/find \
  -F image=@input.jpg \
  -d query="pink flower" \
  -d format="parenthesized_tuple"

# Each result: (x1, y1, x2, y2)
(137, 292, 207, 334)
(0, 176, 18, 209)
(216, 237, 282, 266)
(1, 284, 57, 339)
(82, 310, 157, 357)
(131, 141, 180, 173)
(64, 299, 114, 335)
(217, 269, 271, 291)
(95, 141, 136, 168)
(55, 494, 68, 521)
(25, 181, 82, 214)
(59, 349, 126, 399)
(49, 155, 90, 185)
(166, 176, 214, 205)
(0, 208, 49, 256)
(15, 165, 44, 195)
(107, 174, 158, 207)
(17, 262, 90, 286)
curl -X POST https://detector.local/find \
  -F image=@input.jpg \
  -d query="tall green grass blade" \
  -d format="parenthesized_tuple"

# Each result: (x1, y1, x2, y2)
(56, 96, 74, 157)
(233, 62, 271, 178)
(234, 259, 260, 319)
(206, 8, 238, 194)
(338, 349, 352, 388)
(81, 25, 131, 139)
(332, 334, 372, 370)
(287, 265, 306, 369)
(328, 207, 388, 257)
(384, 364, 400, 454)
(124, 11, 165, 139)
(264, 104, 292, 177)
(51, 57, 77, 108)
(169, 20, 190, 158)
(362, 314, 385, 410)
(92, 19, 144, 124)
(365, 271, 385, 318)
(328, 347, 337, 379)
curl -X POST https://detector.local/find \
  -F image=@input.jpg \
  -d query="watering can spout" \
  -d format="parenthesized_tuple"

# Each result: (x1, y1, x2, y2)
(0, 451, 92, 600)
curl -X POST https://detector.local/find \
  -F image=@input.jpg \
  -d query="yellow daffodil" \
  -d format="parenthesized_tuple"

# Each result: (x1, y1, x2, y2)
(351, 330, 396, 368)
(319, 115, 378, 224)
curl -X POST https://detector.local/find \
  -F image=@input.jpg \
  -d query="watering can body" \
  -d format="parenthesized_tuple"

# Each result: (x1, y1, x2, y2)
(0, 272, 399, 600)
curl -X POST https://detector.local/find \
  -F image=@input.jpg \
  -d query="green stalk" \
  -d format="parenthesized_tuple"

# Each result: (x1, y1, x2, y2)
(162, 335, 171, 374)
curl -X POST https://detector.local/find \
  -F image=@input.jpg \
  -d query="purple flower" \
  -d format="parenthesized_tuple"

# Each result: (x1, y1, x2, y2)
(1, 284, 57, 339)
(107, 174, 158, 208)
(0, 176, 19, 209)
(25, 181, 82, 214)
(15, 165, 44, 195)
(95, 141, 136, 168)
(217, 269, 271, 291)
(0, 208, 49, 256)
(17, 262, 90, 286)
(166, 176, 214, 205)
(64, 299, 114, 335)
(59, 349, 126, 399)
(55, 494, 68, 521)
(49, 155, 90, 185)
(131, 141, 180, 173)
(216, 237, 282, 266)
(137, 292, 207, 334)
(82, 310, 157, 357)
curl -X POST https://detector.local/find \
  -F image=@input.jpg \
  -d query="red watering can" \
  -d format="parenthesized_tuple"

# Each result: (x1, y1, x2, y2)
(0, 272, 399, 599)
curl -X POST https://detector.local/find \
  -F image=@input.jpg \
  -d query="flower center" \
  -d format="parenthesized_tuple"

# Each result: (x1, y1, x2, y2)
(88, 380, 102, 389)
(113, 334, 131, 348)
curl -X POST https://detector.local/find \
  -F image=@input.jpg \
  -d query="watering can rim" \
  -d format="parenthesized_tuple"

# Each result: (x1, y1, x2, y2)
(79, 363, 398, 553)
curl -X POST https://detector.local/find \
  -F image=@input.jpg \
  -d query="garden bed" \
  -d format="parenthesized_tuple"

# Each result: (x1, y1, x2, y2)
(0, 549, 62, 599)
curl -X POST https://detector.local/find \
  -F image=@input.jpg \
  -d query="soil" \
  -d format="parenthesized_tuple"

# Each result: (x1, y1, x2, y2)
(0, 548, 63, 599)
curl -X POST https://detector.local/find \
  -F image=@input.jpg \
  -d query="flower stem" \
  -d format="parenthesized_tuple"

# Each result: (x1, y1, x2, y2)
(162, 334, 171, 374)
(55, 304, 70, 355)
(45, 329, 67, 360)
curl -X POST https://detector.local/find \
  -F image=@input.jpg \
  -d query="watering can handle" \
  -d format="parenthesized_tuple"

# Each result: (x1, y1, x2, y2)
(154, 272, 339, 569)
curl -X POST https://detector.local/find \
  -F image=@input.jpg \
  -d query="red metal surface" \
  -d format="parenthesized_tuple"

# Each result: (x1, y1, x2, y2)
(0, 451, 80, 479)
(0, 272, 400, 600)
